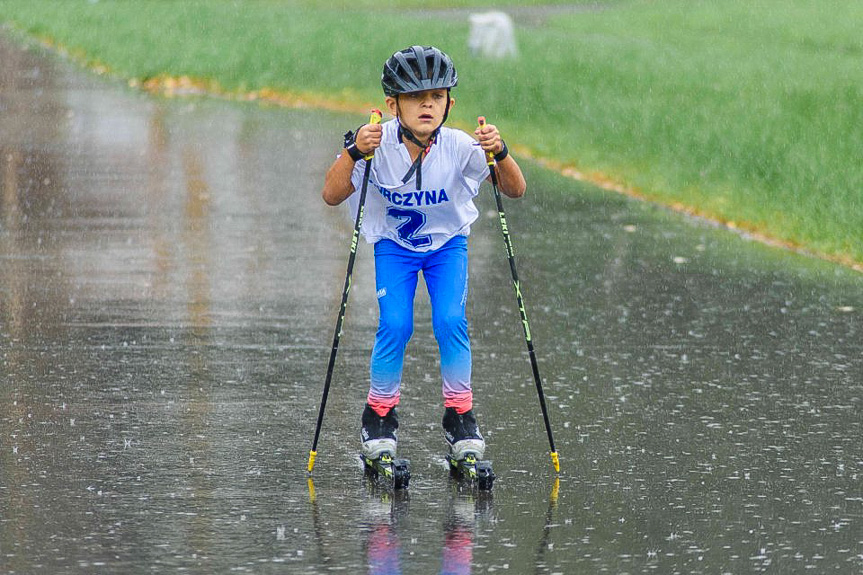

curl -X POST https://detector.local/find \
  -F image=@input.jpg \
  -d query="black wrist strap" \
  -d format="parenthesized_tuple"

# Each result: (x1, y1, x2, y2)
(343, 125, 367, 162)
(346, 143, 365, 162)
(493, 140, 509, 162)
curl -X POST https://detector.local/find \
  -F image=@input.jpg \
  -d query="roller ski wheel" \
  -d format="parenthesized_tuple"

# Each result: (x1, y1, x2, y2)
(446, 452, 495, 491)
(360, 451, 411, 490)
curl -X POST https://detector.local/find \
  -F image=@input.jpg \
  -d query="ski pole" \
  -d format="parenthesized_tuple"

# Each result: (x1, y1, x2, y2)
(478, 116, 560, 473)
(308, 109, 383, 474)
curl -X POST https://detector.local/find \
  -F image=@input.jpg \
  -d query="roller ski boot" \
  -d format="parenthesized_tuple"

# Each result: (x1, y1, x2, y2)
(443, 407, 495, 491)
(360, 404, 410, 490)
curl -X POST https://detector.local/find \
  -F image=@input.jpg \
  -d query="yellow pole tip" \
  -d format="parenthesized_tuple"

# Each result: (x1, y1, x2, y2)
(307, 450, 317, 474)
(551, 451, 560, 473)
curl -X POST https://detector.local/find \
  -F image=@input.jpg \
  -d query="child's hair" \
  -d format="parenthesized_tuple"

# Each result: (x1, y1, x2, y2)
(381, 45, 458, 97)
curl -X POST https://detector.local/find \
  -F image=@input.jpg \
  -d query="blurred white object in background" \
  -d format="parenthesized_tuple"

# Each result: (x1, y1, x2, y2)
(468, 11, 518, 59)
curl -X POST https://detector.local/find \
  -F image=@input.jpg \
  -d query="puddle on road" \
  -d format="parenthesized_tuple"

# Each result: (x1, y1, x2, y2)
(1, 34, 861, 573)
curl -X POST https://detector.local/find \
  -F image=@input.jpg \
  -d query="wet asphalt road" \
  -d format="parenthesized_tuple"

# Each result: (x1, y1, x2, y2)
(1, 34, 862, 574)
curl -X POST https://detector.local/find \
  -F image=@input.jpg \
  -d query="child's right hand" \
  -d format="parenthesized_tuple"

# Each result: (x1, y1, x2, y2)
(356, 123, 382, 156)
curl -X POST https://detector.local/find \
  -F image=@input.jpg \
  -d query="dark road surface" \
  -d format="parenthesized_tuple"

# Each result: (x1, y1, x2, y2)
(1, 34, 861, 574)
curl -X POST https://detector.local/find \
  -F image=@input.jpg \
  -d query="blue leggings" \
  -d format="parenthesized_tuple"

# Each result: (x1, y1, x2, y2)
(367, 236, 472, 415)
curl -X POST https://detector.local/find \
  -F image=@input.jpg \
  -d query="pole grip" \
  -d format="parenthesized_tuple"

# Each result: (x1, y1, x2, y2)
(477, 116, 496, 166)
(364, 109, 383, 160)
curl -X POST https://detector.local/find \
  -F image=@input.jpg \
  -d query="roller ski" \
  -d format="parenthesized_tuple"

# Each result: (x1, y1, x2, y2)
(443, 408, 495, 491)
(360, 404, 411, 490)
(361, 451, 411, 490)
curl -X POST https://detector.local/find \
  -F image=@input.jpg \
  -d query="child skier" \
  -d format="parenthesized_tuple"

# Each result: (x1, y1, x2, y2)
(321, 45, 526, 464)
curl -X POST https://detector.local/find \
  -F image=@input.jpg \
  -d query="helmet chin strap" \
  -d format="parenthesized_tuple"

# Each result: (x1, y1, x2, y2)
(396, 93, 451, 189)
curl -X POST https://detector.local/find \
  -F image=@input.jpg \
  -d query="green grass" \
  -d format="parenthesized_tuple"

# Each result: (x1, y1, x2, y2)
(1, 0, 860, 265)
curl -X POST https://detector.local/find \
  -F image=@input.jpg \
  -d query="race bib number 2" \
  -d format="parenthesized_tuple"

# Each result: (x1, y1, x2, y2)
(387, 207, 432, 249)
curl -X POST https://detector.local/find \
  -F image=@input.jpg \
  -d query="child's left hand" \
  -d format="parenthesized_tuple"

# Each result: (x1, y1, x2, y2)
(475, 122, 505, 156)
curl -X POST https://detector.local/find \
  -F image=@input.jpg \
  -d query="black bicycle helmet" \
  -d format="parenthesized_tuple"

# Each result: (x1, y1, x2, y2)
(381, 45, 458, 96)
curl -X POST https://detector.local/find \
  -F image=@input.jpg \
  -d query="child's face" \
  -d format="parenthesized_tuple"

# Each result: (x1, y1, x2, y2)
(386, 89, 454, 140)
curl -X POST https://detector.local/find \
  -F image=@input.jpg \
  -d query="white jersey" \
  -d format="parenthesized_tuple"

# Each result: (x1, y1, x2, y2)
(348, 119, 490, 252)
